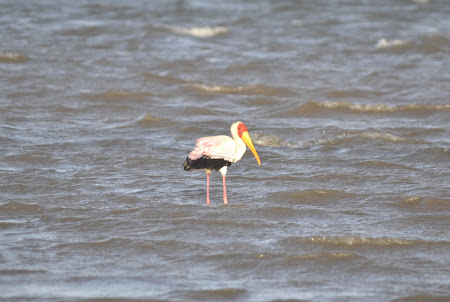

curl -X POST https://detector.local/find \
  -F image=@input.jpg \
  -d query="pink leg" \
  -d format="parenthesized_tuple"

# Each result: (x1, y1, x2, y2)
(206, 171, 211, 205)
(222, 175, 228, 205)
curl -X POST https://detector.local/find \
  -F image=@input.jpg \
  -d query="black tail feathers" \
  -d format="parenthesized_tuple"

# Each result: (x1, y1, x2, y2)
(182, 156, 231, 171)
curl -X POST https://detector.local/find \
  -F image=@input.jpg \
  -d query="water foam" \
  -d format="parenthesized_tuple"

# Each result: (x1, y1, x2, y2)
(189, 83, 291, 96)
(136, 113, 164, 123)
(0, 52, 29, 63)
(288, 251, 359, 261)
(308, 236, 416, 247)
(397, 196, 450, 211)
(251, 132, 297, 148)
(297, 130, 429, 148)
(376, 34, 450, 53)
(361, 132, 408, 143)
(190, 84, 246, 93)
(322, 101, 397, 112)
(167, 26, 228, 38)
(376, 38, 410, 49)
(292, 101, 450, 115)
(336, 131, 426, 145)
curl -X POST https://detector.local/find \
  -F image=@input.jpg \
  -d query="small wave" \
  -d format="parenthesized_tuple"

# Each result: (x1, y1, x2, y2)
(277, 236, 431, 251)
(171, 288, 247, 301)
(298, 251, 358, 261)
(0, 269, 47, 274)
(0, 52, 29, 63)
(425, 146, 450, 156)
(392, 294, 450, 302)
(289, 101, 449, 116)
(361, 132, 409, 143)
(136, 113, 164, 123)
(255, 206, 305, 219)
(101, 113, 167, 129)
(0, 219, 29, 228)
(167, 25, 228, 38)
(58, 24, 105, 37)
(417, 33, 450, 53)
(84, 90, 153, 101)
(320, 101, 396, 113)
(256, 251, 362, 265)
(357, 160, 419, 171)
(189, 83, 292, 97)
(142, 72, 188, 85)
(376, 34, 450, 53)
(280, 189, 359, 204)
(280, 252, 364, 266)
(58, 237, 134, 249)
(141, 240, 210, 254)
(200, 218, 269, 229)
(183, 106, 218, 116)
(376, 38, 410, 50)
(396, 196, 450, 211)
(307, 236, 418, 247)
(105, 113, 166, 129)
(349, 131, 428, 144)
(0, 201, 43, 212)
(300, 131, 427, 148)
(326, 89, 380, 98)
(292, 101, 397, 115)
(251, 132, 297, 148)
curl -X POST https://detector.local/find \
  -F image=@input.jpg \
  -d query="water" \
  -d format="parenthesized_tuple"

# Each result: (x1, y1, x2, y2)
(1, 0, 449, 301)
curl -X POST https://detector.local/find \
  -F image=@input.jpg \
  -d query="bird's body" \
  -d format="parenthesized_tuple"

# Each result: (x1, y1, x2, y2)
(183, 121, 261, 205)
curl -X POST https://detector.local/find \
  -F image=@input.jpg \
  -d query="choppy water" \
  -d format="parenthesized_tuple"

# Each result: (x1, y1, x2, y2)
(1, 1, 449, 301)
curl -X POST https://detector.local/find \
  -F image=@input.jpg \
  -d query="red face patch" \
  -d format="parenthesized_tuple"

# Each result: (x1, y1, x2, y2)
(237, 122, 248, 138)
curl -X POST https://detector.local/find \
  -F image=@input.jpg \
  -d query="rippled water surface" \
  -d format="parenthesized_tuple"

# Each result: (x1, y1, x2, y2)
(1, 1, 449, 301)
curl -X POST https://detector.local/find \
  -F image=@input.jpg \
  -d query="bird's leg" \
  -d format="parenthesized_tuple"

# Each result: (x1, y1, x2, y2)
(206, 170, 211, 205)
(222, 174, 228, 205)
(219, 166, 228, 205)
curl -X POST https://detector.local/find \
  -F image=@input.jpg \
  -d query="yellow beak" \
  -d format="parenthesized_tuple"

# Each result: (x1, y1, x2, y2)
(241, 131, 261, 166)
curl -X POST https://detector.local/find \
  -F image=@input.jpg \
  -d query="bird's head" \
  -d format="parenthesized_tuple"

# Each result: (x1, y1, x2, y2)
(232, 121, 261, 166)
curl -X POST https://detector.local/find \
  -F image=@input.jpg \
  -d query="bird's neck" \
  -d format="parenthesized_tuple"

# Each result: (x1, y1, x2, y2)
(232, 132, 246, 163)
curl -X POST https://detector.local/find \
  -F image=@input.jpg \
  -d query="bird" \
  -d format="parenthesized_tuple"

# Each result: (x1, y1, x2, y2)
(182, 121, 261, 205)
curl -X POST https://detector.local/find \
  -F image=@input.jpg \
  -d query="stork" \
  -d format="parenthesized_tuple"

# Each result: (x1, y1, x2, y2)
(182, 121, 261, 205)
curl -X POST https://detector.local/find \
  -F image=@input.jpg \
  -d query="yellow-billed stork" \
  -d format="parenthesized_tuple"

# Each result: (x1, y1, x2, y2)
(182, 121, 261, 205)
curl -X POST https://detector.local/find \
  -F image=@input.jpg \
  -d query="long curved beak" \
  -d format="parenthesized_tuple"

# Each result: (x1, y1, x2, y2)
(241, 131, 261, 166)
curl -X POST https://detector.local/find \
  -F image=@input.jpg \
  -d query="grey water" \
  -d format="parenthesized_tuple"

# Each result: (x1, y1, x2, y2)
(1, 0, 449, 301)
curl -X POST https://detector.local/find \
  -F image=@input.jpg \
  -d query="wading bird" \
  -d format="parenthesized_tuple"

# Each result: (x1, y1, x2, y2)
(182, 121, 261, 205)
